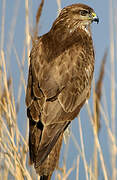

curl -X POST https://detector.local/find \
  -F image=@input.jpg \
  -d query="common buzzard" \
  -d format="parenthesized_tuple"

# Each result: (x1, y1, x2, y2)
(25, 3, 99, 180)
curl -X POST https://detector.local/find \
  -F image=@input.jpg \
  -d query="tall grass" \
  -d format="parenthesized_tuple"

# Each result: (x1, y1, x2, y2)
(0, 0, 117, 179)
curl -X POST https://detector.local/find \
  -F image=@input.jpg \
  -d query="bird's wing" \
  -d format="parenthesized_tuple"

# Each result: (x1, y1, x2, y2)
(37, 42, 93, 113)
(25, 35, 94, 165)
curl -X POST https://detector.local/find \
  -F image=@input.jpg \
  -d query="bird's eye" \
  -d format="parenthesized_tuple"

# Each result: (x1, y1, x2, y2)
(79, 10, 88, 16)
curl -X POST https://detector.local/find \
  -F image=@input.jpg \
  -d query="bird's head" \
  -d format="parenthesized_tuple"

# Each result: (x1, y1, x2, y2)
(62, 4, 99, 25)
(52, 4, 99, 36)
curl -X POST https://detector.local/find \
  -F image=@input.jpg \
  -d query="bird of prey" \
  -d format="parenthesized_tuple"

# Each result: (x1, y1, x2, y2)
(25, 3, 99, 180)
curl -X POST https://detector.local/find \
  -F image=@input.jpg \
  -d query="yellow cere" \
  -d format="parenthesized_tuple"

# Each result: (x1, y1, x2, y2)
(92, 12, 97, 17)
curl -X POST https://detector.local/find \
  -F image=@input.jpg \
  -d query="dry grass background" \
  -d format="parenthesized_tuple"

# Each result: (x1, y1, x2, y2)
(0, 0, 117, 179)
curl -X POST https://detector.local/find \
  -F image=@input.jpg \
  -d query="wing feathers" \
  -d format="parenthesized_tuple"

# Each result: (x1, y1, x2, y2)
(25, 19, 95, 178)
(34, 122, 69, 167)
(29, 118, 43, 164)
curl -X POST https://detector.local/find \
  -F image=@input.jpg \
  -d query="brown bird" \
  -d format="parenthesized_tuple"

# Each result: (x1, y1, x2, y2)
(25, 3, 99, 180)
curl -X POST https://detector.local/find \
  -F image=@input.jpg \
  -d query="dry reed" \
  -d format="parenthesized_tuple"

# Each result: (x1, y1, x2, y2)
(0, 0, 116, 180)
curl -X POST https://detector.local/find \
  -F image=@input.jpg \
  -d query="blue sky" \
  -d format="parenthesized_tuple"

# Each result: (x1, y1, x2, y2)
(1, 0, 116, 179)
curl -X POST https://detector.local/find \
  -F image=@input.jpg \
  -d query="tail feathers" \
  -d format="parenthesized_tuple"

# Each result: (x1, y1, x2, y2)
(40, 175, 48, 180)
(40, 175, 51, 180)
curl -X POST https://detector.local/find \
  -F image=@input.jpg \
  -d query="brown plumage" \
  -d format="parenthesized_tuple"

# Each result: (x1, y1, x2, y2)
(25, 3, 99, 179)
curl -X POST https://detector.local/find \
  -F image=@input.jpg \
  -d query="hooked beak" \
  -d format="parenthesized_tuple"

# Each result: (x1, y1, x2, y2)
(92, 12, 99, 24)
